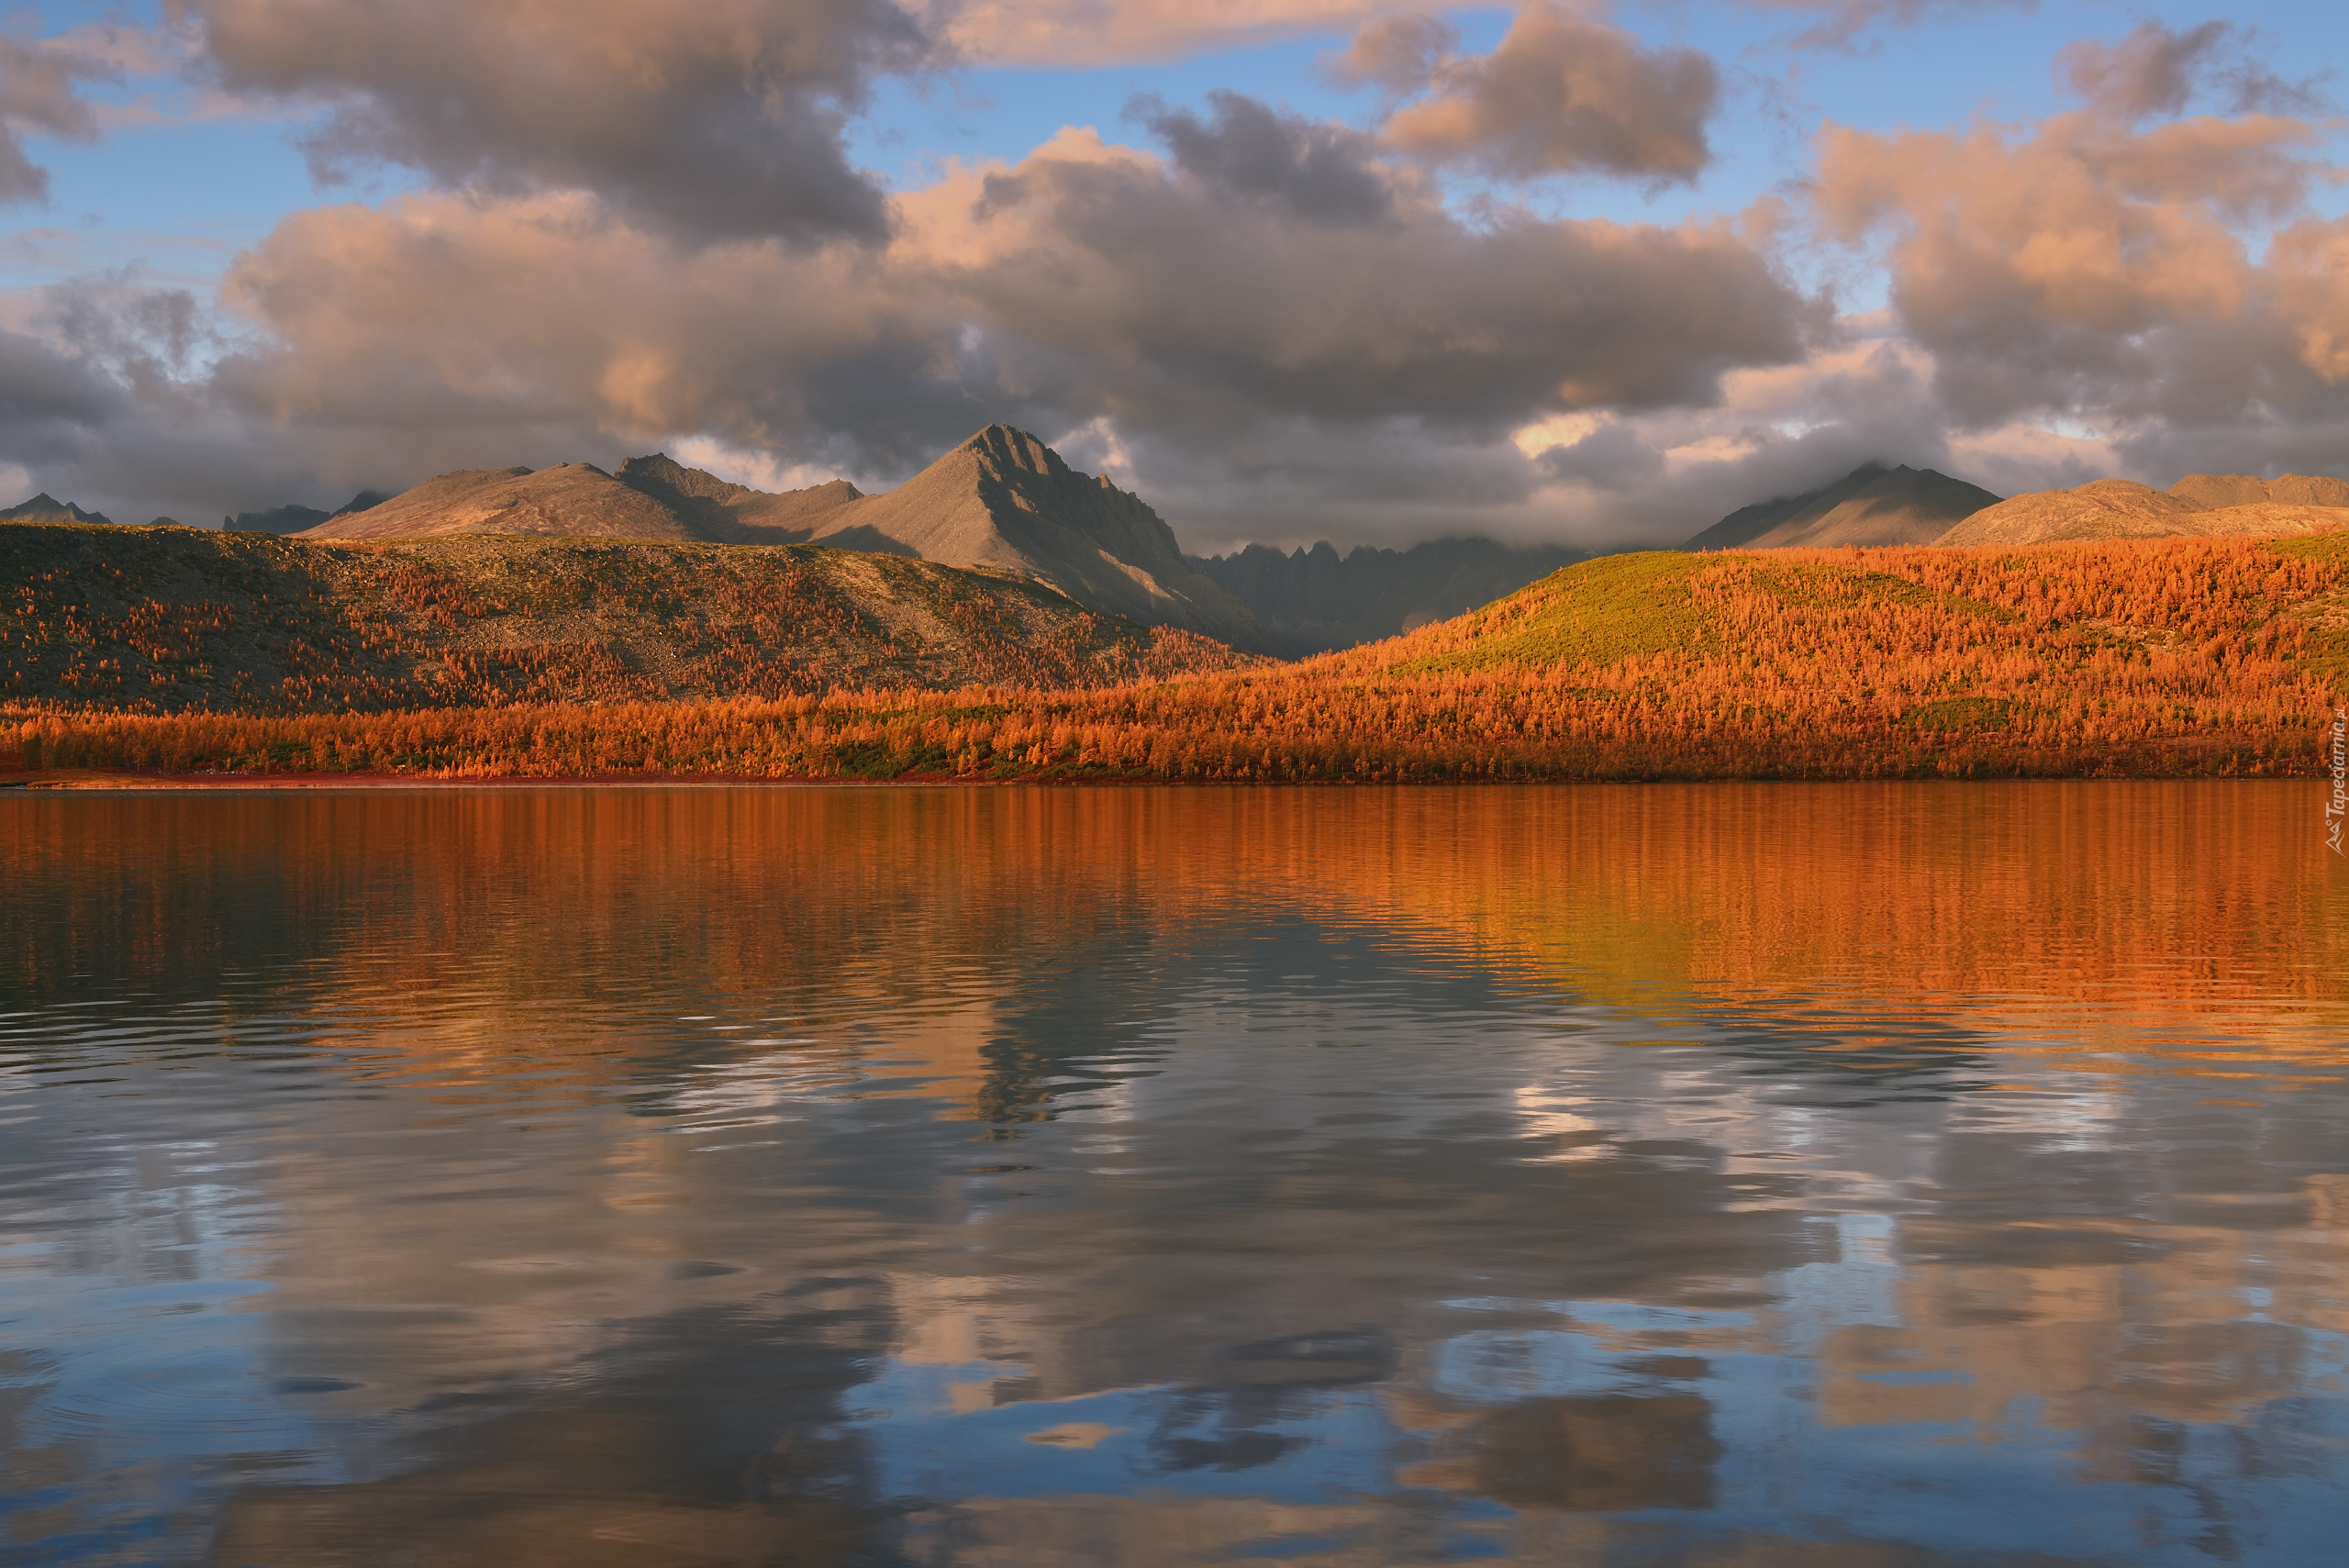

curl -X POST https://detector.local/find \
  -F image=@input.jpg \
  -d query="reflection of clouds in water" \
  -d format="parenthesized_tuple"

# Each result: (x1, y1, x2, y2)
(1509, 1084, 1610, 1162)
(659, 1041, 828, 1147)
(1963, 1081, 2130, 1151)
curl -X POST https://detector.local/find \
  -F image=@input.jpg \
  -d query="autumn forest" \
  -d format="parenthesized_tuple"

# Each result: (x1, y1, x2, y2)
(6, 522, 2346, 784)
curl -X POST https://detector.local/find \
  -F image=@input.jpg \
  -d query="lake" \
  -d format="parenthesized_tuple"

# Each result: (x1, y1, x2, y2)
(3, 783, 2344, 1566)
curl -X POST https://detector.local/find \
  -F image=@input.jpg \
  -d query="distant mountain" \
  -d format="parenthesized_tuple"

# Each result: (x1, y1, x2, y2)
(2, 493, 112, 526)
(229, 504, 330, 534)
(1938, 473, 2349, 545)
(303, 427, 1276, 651)
(1687, 463, 1999, 550)
(1191, 539, 1586, 653)
(228, 490, 391, 534)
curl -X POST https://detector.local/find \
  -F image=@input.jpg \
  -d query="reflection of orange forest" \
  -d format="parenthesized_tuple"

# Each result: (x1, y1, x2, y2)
(9, 532, 2349, 781)
(8, 784, 2341, 1100)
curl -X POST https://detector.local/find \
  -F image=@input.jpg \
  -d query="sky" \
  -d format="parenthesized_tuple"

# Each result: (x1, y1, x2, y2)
(0, 1, 2345, 550)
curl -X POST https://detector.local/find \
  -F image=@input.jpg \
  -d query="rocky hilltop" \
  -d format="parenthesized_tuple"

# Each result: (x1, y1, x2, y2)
(1687, 462, 2000, 550)
(1191, 538, 1586, 653)
(1939, 473, 2349, 545)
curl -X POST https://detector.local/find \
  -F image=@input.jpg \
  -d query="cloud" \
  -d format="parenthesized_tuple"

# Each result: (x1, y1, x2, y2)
(934, 123, 1808, 436)
(1128, 90, 1394, 224)
(1726, 0, 2033, 54)
(21, 11, 2349, 552)
(918, 1, 1399, 67)
(2057, 20, 2331, 124)
(177, 0, 933, 244)
(1322, 14, 1457, 95)
(1379, 5, 1719, 183)
(0, 31, 123, 204)
(1813, 104, 2332, 434)
(1, 114, 1813, 542)
(1531, 419, 1665, 490)
(1796, 46, 2349, 495)
(0, 325, 120, 435)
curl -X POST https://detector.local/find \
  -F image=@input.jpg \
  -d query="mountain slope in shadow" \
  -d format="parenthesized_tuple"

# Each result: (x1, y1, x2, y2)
(1687, 463, 1999, 550)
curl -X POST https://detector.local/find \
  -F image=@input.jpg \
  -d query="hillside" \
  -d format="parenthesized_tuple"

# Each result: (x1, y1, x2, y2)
(2169, 473, 2349, 508)
(1940, 473, 2349, 545)
(1190, 538, 1587, 653)
(0, 522, 1263, 715)
(10, 532, 2343, 783)
(1687, 462, 1999, 550)
(295, 461, 842, 544)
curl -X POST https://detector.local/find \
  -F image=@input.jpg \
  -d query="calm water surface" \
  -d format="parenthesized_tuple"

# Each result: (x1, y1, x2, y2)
(3, 783, 2345, 1566)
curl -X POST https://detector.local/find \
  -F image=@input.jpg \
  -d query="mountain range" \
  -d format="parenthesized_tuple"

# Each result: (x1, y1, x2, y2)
(18, 439, 2349, 661)
(298, 427, 1276, 652)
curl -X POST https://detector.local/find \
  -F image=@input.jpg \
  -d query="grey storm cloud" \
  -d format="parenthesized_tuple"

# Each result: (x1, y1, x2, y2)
(0, 327, 120, 437)
(174, 0, 932, 244)
(954, 126, 1808, 436)
(1128, 90, 1393, 225)
(0, 34, 116, 204)
(1377, 5, 1718, 183)
(1535, 421, 1665, 491)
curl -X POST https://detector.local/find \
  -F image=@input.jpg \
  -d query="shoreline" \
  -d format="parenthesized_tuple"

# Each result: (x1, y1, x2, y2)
(0, 768, 2322, 792)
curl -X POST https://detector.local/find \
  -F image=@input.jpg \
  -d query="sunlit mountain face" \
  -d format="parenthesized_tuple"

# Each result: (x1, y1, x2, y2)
(4, 784, 2342, 1563)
